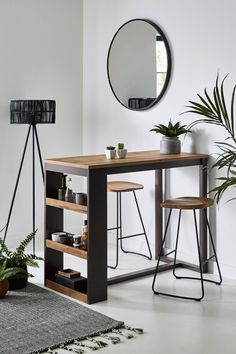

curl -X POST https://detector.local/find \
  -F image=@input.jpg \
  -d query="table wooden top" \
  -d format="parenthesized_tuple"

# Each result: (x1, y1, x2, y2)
(44, 150, 208, 170)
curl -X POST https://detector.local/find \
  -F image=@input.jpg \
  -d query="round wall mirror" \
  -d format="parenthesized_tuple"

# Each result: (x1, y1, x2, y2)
(107, 19, 172, 111)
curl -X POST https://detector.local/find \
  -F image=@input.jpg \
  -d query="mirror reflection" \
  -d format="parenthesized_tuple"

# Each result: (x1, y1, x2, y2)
(107, 19, 171, 110)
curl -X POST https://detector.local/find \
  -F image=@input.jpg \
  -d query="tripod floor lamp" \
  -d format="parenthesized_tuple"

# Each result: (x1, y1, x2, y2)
(3, 100, 56, 254)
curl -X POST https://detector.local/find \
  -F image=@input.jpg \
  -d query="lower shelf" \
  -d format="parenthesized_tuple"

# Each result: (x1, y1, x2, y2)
(45, 279, 88, 303)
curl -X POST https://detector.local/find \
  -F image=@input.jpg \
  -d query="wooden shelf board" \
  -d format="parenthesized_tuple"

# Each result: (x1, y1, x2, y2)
(46, 197, 87, 214)
(46, 239, 87, 260)
(46, 280, 88, 303)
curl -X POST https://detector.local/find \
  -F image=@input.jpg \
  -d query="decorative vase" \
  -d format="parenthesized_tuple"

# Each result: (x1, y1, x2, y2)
(0, 280, 9, 298)
(105, 149, 116, 159)
(116, 149, 127, 159)
(160, 137, 181, 154)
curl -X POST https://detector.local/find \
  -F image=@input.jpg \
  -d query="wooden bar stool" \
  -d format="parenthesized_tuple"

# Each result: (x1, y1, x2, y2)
(107, 181, 152, 269)
(152, 196, 222, 301)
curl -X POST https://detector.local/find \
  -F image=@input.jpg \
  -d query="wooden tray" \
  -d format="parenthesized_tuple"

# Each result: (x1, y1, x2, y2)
(58, 269, 81, 279)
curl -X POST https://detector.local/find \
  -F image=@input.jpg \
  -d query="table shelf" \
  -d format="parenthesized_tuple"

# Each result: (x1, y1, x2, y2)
(46, 239, 87, 260)
(46, 197, 87, 214)
(46, 280, 88, 303)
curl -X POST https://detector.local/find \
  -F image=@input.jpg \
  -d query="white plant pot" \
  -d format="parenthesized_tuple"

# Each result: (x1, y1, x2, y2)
(117, 149, 127, 159)
(105, 149, 116, 159)
(160, 137, 181, 154)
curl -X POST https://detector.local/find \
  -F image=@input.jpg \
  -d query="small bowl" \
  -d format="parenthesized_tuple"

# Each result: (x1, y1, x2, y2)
(51, 232, 72, 245)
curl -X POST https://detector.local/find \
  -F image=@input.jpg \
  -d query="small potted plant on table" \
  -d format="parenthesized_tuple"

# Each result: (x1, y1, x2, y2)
(116, 143, 127, 159)
(105, 146, 116, 159)
(150, 120, 191, 154)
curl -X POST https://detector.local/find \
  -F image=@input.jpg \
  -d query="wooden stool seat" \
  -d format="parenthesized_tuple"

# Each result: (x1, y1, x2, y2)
(107, 181, 144, 193)
(161, 196, 214, 210)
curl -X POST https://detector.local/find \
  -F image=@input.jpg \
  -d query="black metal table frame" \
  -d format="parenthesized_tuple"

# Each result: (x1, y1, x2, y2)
(45, 156, 208, 304)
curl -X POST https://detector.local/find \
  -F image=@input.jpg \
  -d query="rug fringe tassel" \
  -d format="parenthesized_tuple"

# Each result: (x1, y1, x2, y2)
(86, 337, 108, 348)
(100, 333, 121, 344)
(112, 328, 134, 339)
(31, 324, 143, 354)
(123, 324, 144, 334)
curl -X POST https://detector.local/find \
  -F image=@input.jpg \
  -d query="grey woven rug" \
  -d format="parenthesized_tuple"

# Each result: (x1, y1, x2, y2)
(0, 283, 127, 354)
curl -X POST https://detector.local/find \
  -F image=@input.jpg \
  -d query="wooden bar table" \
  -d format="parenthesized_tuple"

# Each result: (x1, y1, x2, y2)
(44, 150, 208, 304)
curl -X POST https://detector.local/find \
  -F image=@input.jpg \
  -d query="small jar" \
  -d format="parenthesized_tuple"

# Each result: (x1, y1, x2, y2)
(75, 193, 87, 205)
(73, 234, 82, 248)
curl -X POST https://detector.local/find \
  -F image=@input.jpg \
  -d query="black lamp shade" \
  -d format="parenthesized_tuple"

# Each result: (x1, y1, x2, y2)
(10, 100, 56, 124)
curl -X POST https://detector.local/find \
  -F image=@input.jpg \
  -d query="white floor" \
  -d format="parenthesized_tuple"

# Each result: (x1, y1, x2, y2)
(31, 261, 236, 354)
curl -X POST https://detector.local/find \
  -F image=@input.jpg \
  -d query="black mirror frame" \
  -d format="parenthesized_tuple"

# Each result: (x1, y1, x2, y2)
(107, 19, 172, 111)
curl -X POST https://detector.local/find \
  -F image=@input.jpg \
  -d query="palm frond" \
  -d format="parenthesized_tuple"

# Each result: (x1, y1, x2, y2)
(230, 85, 236, 136)
(185, 75, 235, 140)
(185, 74, 236, 202)
(211, 176, 236, 204)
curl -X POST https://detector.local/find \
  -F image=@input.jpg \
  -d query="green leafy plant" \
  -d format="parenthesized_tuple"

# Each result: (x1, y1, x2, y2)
(0, 230, 42, 270)
(118, 143, 124, 149)
(150, 121, 191, 137)
(0, 259, 27, 282)
(185, 74, 236, 203)
(106, 146, 116, 150)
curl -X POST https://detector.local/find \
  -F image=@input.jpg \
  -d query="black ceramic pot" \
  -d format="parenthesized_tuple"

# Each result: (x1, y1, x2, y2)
(8, 265, 28, 290)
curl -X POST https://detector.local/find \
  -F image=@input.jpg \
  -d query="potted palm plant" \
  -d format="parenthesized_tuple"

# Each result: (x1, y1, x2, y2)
(185, 74, 236, 203)
(150, 120, 191, 154)
(0, 259, 27, 298)
(0, 230, 42, 290)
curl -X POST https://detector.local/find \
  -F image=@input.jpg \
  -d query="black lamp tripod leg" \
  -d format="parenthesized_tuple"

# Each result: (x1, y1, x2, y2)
(33, 125, 44, 182)
(32, 125, 45, 255)
(3, 125, 32, 243)
(32, 126, 36, 255)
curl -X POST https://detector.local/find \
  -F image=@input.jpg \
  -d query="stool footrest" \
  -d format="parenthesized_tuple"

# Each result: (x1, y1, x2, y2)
(153, 290, 203, 301)
(174, 274, 221, 285)
(164, 249, 176, 257)
(107, 226, 121, 232)
(118, 232, 145, 240)
(202, 255, 216, 265)
(121, 249, 152, 260)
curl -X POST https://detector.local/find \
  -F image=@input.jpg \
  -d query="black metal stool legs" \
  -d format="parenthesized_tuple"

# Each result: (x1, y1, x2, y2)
(172, 210, 204, 300)
(173, 209, 222, 286)
(172, 210, 182, 278)
(152, 208, 222, 301)
(120, 191, 152, 260)
(152, 209, 173, 294)
(108, 190, 152, 269)
(204, 209, 222, 285)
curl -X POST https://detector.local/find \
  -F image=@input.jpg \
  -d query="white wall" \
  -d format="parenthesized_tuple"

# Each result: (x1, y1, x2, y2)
(0, 0, 83, 251)
(83, 0, 236, 279)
